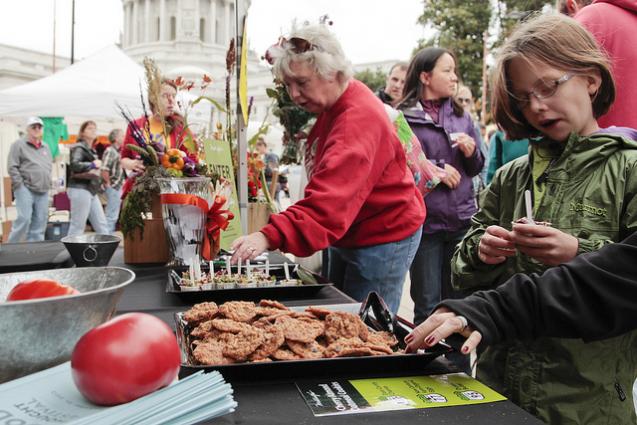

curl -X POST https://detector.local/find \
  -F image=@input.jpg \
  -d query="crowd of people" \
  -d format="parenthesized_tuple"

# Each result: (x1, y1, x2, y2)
(6, 1, 637, 423)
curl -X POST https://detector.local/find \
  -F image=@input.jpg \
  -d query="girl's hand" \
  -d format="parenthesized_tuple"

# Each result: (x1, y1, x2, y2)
(478, 225, 516, 264)
(230, 232, 270, 264)
(511, 223, 579, 266)
(404, 307, 482, 355)
(454, 133, 476, 158)
(440, 163, 461, 189)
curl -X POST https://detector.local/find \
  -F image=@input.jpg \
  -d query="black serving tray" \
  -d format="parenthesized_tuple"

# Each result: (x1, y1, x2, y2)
(175, 303, 453, 382)
(165, 264, 333, 302)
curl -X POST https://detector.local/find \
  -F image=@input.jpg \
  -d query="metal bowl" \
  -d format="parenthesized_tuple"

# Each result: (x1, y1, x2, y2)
(0, 267, 135, 383)
(61, 234, 121, 267)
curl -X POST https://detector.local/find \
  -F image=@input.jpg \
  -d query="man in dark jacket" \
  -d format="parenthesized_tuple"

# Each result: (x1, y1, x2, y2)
(376, 62, 407, 107)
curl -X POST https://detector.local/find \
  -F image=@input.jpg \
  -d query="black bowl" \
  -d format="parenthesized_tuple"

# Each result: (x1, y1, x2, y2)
(61, 234, 121, 267)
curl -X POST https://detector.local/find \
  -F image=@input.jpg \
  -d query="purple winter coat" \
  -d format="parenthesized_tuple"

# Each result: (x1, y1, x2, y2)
(403, 98, 485, 234)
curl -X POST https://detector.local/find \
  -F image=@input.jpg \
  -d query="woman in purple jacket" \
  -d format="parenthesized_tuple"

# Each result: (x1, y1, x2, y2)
(398, 47, 485, 326)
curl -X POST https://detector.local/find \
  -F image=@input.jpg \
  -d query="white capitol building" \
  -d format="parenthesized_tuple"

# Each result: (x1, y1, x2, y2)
(121, 0, 274, 124)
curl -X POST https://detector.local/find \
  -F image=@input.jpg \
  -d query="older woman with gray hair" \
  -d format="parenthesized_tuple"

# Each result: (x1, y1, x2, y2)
(231, 22, 425, 313)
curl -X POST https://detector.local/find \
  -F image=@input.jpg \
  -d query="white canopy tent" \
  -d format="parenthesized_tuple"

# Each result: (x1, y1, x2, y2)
(0, 45, 148, 119)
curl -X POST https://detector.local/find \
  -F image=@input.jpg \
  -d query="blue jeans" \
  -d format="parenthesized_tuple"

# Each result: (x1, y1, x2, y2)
(328, 226, 422, 314)
(67, 187, 109, 236)
(8, 185, 49, 242)
(104, 186, 122, 234)
(409, 227, 469, 325)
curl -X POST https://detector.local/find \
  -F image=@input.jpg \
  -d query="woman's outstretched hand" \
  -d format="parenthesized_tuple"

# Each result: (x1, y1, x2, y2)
(404, 307, 482, 355)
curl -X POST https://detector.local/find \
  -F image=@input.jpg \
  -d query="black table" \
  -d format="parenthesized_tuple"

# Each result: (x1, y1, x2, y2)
(109, 249, 543, 425)
(0, 241, 73, 273)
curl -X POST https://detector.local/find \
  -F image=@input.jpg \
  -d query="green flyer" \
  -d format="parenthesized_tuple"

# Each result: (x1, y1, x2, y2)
(296, 373, 506, 416)
(204, 139, 242, 250)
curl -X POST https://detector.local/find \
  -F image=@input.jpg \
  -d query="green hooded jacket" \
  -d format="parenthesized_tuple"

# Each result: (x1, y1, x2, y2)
(451, 132, 637, 424)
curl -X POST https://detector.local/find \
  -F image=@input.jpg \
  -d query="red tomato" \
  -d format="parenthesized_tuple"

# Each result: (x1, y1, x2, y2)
(71, 313, 181, 406)
(6, 279, 79, 301)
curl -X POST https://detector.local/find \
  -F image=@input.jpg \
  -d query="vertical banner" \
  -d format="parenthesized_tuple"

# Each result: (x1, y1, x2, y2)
(204, 139, 243, 250)
(239, 19, 249, 125)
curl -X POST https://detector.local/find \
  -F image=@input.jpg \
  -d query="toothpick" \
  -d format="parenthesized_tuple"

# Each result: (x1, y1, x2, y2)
(246, 260, 251, 279)
(189, 264, 195, 282)
(265, 258, 270, 275)
(237, 258, 242, 276)
(524, 190, 536, 225)
(226, 259, 231, 276)
(284, 262, 290, 280)
(209, 260, 214, 277)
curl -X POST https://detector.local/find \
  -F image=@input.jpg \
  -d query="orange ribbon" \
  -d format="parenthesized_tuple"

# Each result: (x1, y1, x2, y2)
(160, 193, 234, 260)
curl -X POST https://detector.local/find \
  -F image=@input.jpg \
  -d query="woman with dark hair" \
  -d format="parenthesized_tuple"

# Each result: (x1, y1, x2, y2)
(68, 120, 109, 236)
(398, 47, 485, 326)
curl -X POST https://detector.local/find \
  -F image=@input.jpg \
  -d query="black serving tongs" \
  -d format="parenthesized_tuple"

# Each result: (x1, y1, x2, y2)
(359, 291, 395, 335)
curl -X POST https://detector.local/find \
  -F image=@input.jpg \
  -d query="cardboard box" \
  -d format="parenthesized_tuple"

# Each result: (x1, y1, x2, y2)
(3, 177, 12, 207)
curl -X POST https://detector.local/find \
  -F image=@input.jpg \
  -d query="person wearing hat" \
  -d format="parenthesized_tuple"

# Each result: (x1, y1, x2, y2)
(7, 117, 52, 242)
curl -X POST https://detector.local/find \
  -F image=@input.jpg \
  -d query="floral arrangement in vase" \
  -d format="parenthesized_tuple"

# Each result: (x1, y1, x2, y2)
(118, 57, 233, 250)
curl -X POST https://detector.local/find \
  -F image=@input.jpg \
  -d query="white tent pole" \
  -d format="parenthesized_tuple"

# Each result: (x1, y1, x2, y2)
(235, 1, 248, 235)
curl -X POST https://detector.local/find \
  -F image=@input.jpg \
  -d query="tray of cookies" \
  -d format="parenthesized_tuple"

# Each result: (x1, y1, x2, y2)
(175, 294, 452, 381)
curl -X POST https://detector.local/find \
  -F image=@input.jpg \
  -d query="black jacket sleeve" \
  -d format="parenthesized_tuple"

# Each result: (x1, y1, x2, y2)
(440, 232, 637, 345)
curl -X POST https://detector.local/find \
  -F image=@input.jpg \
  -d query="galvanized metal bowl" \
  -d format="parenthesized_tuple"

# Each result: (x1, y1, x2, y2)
(0, 267, 135, 383)
(61, 234, 121, 267)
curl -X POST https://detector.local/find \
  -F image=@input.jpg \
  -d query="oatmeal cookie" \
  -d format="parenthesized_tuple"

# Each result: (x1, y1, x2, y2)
(271, 348, 301, 360)
(277, 315, 324, 343)
(221, 328, 265, 361)
(324, 312, 369, 343)
(259, 299, 289, 310)
(183, 301, 219, 324)
(287, 340, 325, 359)
(367, 330, 399, 348)
(192, 339, 235, 365)
(219, 301, 258, 322)
(210, 318, 254, 334)
(249, 325, 285, 361)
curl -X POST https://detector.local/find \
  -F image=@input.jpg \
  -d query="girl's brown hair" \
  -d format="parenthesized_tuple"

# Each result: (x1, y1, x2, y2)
(491, 13, 615, 140)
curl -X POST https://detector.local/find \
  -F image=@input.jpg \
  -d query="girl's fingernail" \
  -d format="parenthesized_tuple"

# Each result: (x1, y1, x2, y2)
(462, 346, 470, 354)
(424, 335, 435, 345)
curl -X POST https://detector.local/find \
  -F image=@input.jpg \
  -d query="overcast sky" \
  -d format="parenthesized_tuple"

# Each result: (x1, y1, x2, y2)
(0, 0, 427, 65)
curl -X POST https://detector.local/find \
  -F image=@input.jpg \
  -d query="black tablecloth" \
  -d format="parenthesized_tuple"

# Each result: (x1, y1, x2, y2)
(0, 244, 541, 425)
(108, 248, 542, 425)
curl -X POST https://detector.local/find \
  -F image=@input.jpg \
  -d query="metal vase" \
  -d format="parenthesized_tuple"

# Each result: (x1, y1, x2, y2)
(157, 177, 212, 266)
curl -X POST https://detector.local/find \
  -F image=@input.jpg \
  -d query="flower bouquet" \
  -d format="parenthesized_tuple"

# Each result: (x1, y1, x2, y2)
(119, 58, 233, 264)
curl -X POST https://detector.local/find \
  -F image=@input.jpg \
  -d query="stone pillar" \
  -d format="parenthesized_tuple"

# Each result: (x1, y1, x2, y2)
(132, 0, 139, 45)
(159, 0, 166, 41)
(225, 0, 231, 45)
(144, 0, 151, 43)
(209, 0, 216, 44)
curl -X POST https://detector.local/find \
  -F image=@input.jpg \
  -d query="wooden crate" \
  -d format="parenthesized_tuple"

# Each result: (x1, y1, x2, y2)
(123, 218, 169, 264)
(248, 203, 271, 234)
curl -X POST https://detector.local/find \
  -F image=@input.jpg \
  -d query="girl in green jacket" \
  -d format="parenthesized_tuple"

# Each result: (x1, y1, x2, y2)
(450, 13, 637, 425)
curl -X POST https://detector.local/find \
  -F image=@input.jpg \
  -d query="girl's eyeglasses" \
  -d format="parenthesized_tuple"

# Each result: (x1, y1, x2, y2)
(513, 73, 574, 110)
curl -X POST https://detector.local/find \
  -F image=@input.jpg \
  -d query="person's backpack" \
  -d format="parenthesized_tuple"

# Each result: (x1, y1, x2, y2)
(384, 105, 443, 196)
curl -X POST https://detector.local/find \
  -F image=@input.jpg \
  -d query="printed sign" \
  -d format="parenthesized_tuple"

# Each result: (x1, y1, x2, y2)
(204, 139, 242, 250)
(297, 373, 506, 416)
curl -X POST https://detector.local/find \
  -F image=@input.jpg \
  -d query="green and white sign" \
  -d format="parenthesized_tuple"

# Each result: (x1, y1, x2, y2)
(296, 373, 506, 416)
(204, 139, 242, 251)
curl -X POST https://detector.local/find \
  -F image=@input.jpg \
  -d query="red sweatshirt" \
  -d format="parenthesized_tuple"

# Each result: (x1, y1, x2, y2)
(260, 79, 426, 257)
(576, 0, 637, 128)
